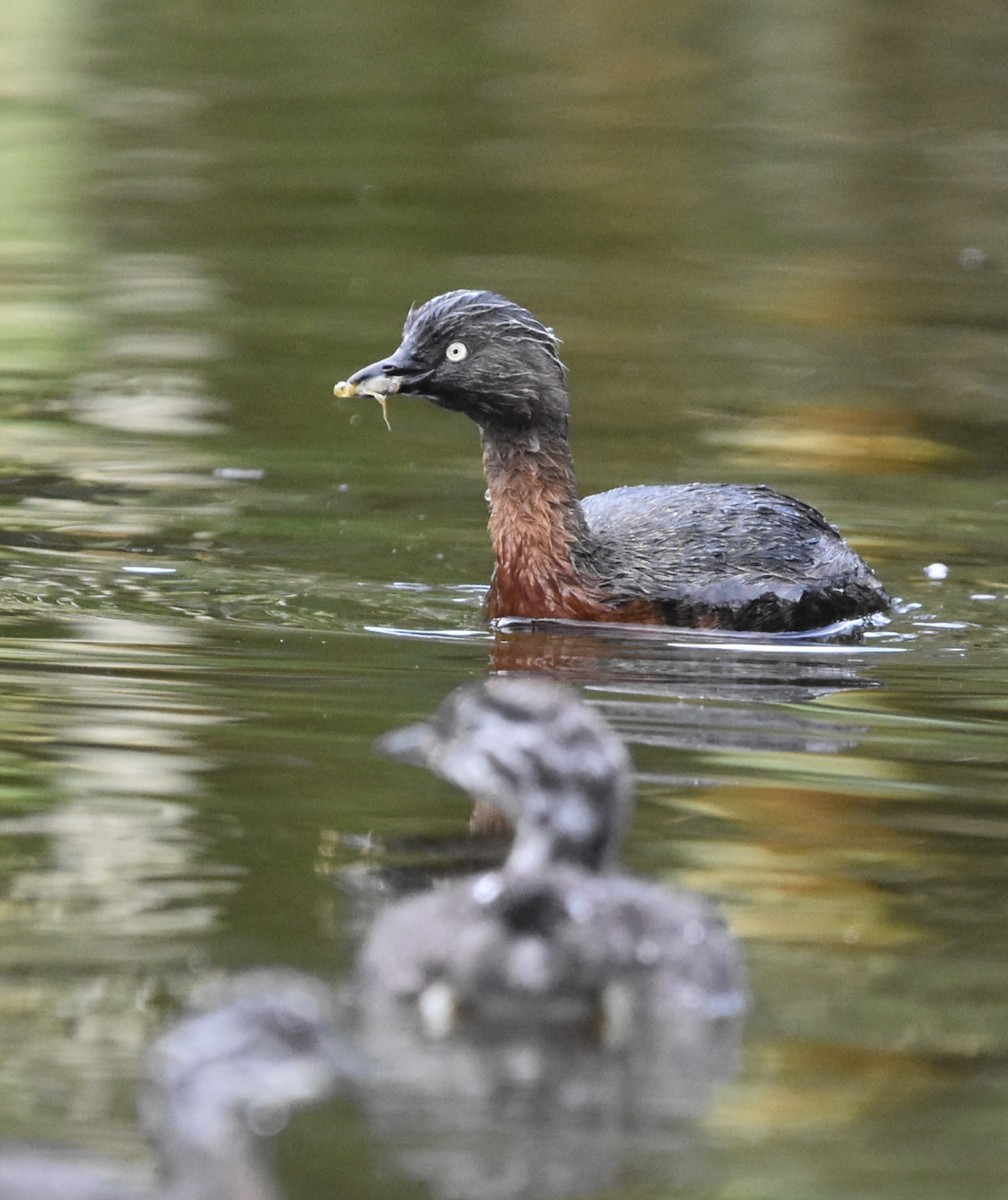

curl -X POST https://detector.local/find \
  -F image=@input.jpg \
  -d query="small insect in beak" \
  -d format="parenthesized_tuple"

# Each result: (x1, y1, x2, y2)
(332, 377, 397, 431)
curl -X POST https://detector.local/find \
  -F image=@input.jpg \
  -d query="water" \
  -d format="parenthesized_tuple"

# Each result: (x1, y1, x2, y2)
(2, 0, 1008, 1196)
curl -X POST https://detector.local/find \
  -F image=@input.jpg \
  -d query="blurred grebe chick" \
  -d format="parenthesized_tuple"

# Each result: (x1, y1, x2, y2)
(0, 971, 358, 1200)
(361, 677, 747, 1032)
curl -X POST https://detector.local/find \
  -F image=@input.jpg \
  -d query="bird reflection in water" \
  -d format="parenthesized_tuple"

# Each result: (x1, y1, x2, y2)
(0, 972, 358, 1200)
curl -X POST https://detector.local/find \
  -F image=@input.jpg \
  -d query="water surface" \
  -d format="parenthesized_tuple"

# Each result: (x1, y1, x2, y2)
(2, 2, 1007, 1197)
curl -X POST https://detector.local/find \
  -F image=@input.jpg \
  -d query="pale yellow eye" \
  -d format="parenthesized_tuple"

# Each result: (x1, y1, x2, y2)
(445, 341, 468, 362)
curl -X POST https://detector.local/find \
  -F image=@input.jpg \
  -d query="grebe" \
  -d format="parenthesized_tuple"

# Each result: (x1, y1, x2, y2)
(336, 289, 889, 632)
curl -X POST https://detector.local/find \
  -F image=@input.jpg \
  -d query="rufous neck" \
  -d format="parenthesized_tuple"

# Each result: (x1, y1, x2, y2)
(479, 425, 603, 620)
(481, 425, 587, 548)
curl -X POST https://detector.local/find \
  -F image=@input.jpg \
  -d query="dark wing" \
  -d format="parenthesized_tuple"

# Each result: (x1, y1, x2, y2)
(579, 483, 888, 629)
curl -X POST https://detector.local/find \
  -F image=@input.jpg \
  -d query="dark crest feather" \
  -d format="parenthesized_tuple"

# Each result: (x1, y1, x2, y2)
(403, 289, 566, 381)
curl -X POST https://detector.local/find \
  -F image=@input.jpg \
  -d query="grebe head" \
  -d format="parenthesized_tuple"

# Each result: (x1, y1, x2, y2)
(348, 290, 568, 434)
(141, 971, 358, 1157)
(375, 676, 633, 872)
(0, 973, 360, 1200)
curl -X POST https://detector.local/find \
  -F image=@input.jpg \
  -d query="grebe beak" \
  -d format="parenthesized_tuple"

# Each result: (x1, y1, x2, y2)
(346, 341, 432, 394)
